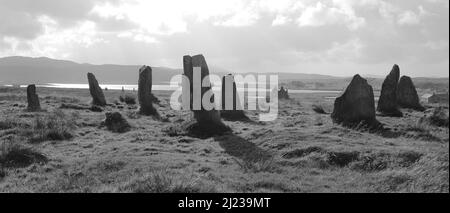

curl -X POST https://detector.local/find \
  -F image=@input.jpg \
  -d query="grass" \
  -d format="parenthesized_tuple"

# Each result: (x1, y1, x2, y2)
(0, 115, 17, 130)
(405, 118, 442, 141)
(119, 170, 217, 193)
(233, 156, 278, 173)
(0, 138, 47, 169)
(0, 87, 448, 193)
(427, 107, 449, 127)
(27, 109, 77, 143)
(120, 94, 137, 105)
(312, 104, 327, 114)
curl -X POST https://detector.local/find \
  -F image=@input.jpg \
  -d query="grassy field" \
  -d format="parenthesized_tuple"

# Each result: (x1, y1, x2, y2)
(0, 86, 448, 193)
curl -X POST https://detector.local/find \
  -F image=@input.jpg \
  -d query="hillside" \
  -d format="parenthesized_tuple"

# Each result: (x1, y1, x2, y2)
(0, 56, 341, 85)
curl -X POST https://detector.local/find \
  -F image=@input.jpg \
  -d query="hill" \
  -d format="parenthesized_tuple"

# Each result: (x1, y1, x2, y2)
(0, 56, 341, 85)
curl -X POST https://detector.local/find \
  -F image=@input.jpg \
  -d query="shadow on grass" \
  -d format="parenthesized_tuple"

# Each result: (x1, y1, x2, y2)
(337, 119, 403, 139)
(215, 134, 271, 162)
(215, 133, 277, 173)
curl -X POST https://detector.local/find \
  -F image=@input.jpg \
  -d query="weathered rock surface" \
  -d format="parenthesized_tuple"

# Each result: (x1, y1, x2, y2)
(221, 74, 248, 120)
(27, 84, 41, 111)
(377, 65, 403, 117)
(182, 54, 230, 137)
(138, 65, 158, 115)
(87, 72, 106, 106)
(104, 112, 131, 133)
(397, 75, 425, 111)
(331, 74, 378, 125)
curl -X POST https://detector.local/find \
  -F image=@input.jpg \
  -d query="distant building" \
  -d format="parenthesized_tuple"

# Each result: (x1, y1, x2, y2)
(421, 94, 433, 103)
(423, 92, 449, 104)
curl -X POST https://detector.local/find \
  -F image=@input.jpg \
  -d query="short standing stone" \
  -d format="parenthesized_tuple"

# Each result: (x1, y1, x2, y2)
(397, 76, 425, 111)
(87, 73, 106, 106)
(377, 64, 403, 117)
(104, 112, 131, 133)
(331, 74, 378, 125)
(278, 86, 290, 99)
(27, 84, 41, 111)
(138, 65, 157, 115)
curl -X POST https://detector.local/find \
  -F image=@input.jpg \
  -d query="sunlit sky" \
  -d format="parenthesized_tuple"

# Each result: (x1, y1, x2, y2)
(0, 0, 448, 77)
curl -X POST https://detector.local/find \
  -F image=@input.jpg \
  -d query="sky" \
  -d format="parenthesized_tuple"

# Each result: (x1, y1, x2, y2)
(0, 0, 448, 77)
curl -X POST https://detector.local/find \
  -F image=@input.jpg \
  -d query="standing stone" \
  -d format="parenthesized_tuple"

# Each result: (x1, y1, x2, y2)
(377, 64, 403, 117)
(182, 54, 229, 136)
(221, 74, 248, 120)
(27, 84, 41, 111)
(138, 65, 157, 115)
(87, 73, 106, 106)
(104, 112, 131, 133)
(331, 75, 378, 125)
(278, 86, 290, 99)
(397, 76, 425, 111)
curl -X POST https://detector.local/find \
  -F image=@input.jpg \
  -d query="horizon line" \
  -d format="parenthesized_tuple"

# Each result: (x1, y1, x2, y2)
(1, 55, 449, 79)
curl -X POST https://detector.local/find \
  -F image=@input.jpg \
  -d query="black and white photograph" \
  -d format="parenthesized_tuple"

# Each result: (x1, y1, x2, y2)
(0, 0, 448, 205)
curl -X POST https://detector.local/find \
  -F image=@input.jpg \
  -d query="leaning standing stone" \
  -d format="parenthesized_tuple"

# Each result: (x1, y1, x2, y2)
(87, 72, 106, 106)
(377, 64, 403, 117)
(27, 84, 41, 111)
(138, 65, 157, 115)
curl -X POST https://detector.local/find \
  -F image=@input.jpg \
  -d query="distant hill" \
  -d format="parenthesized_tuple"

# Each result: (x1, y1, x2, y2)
(0, 56, 447, 90)
(0, 56, 343, 85)
(0, 56, 183, 84)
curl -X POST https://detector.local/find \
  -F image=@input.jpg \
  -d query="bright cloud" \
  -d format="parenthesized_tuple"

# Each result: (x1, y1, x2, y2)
(0, 0, 448, 77)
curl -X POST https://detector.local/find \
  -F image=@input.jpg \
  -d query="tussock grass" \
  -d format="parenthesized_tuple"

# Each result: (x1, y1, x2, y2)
(0, 115, 18, 130)
(27, 109, 78, 143)
(0, 138, 47, 169)
(282, 146, 424, 173)
(426, 107, 449, 127)
(0, 94, 26, 102)
(119, 170, 217, 193)
(44, 96, 80, 104)
(0, 87, 20, 93)
(233, 156, 278, 173)
(282, 146, 324, 159)
(119, 94, 136, 105)
(405, 118, 442, 141)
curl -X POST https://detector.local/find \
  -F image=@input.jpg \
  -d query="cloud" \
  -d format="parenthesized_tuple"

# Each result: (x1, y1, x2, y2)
(297, 2, 365, 30)
(272, 15, 290, 26)
(0, 0, 448, 77)
(0, 8, 43, 39)
(397, 10, 420, 25)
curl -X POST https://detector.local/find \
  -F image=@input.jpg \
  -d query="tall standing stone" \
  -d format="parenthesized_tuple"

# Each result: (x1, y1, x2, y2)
(397, 76, 425, 111)
(377, 64, 403, 117)
(182, 54, 229, 136)
(331, 75, 378, 125)
(138, 65, 157, 115)
(87, 73, 106, 106)
(27, 84, 41, 111)
(221, 74, 247, 120)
